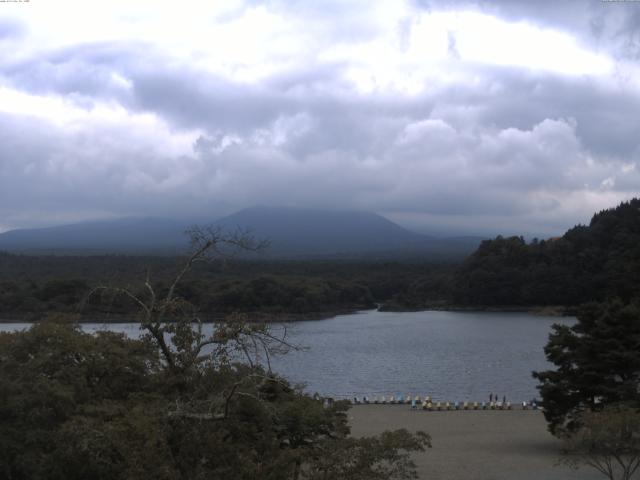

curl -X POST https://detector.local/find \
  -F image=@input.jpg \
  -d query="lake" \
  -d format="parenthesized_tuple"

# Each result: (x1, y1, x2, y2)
(1, 309, 571, 402)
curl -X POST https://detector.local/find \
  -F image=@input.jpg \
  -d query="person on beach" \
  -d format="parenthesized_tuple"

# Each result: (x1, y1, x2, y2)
(489, 393, 493, 403)
(503, 395, 506, 404)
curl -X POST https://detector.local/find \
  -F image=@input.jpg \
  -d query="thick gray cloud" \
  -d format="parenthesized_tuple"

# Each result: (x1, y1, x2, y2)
(0, 1, 639, 236)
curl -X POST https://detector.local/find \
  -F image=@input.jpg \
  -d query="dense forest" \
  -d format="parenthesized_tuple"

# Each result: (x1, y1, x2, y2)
(0, 253, 453, 320)
(1, 198, 638, 320)
(452, 198, 640, 306)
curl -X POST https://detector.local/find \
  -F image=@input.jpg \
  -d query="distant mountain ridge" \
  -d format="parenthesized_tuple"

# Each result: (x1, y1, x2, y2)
(0, 207, 483, 258)
(218, 207, 424, 255)
(0, 217, 192, 254)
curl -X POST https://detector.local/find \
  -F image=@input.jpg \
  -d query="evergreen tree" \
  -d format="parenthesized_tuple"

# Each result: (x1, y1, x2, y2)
(533, 299, 640, 435)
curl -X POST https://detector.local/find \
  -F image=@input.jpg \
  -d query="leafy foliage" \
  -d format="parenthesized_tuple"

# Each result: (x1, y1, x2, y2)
(0, 321, 161, 480)
(0, 228, 430, 480)
(0, 321, 430, 479)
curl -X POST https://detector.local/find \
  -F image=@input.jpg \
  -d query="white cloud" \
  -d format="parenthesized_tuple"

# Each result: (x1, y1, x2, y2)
(1, 0, 639, 235)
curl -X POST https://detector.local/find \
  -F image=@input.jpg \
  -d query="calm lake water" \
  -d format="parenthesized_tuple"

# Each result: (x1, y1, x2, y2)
(1, 310, 572, 402)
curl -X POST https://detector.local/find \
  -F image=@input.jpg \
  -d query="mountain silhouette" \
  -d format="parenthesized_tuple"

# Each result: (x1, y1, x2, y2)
(0, 207, 483, 258)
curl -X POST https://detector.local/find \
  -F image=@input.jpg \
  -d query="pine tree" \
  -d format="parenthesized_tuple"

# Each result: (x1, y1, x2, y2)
(533, 299, 640, 435)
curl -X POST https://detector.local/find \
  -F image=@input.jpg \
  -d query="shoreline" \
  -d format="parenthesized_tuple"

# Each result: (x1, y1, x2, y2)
(379, 304, 574, 316)
(0, 309, 360, 324)
(348, 405, 599, 480)
(0, 304, 574, 324)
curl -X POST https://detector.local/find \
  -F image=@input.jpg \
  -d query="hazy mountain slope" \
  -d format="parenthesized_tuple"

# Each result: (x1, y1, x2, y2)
(0, 207, 483, 258)
(0, 217, 192, 254)
(216, 207, 425, 255)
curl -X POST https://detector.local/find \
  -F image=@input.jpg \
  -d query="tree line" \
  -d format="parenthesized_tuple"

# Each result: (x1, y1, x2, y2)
(0, 254, 453, 320)
(452, 199, 640, 306)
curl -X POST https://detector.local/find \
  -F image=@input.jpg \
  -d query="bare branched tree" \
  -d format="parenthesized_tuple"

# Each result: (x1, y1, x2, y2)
(88, 226, 294, 375)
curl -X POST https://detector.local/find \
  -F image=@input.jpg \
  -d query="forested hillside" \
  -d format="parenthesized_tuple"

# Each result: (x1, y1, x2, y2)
(0, 254, 452, 320)
(452, 199, 640, 306)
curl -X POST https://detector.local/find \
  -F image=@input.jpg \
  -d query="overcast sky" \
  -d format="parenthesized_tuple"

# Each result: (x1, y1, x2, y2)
(1, 0, 639, 236)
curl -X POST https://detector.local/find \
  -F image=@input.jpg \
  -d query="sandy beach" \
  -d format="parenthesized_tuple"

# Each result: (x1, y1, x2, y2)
(348, 405, 602, 480)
